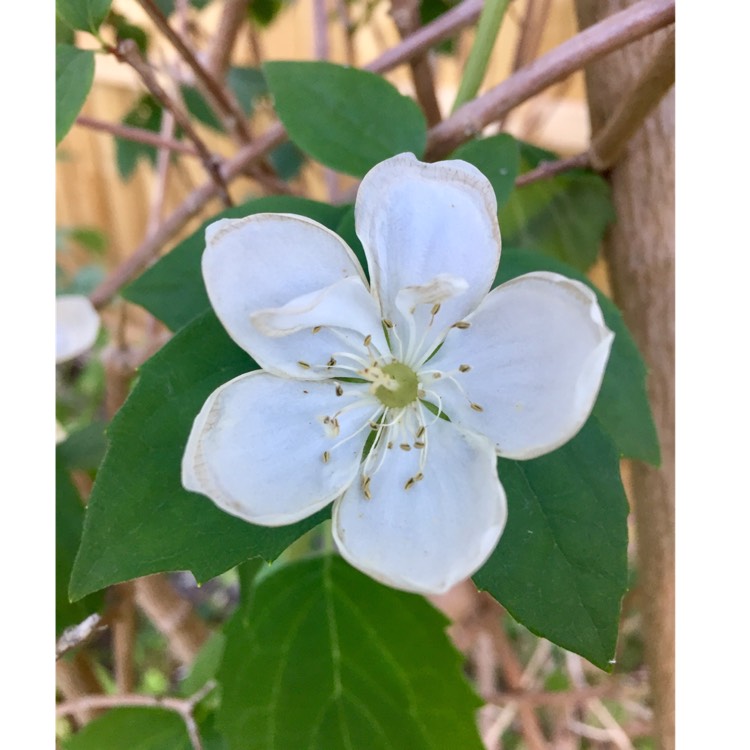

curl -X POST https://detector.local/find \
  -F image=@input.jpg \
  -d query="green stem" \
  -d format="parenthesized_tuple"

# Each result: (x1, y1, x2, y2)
(451, 0, 511, 113)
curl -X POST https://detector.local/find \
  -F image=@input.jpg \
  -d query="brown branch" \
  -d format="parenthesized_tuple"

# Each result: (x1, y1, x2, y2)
(514, 152, 590, 186)
(57, 681, 216, 750)
(511, 0, 553, 70)
(424, 0, 676, 159)
(364, 0, 483, 73)
(489, 682, 632, 708)
(588, 24, 675, 170)
(335, 0, 357, 66)
(75, 115, 199, 156)
(137, 0, 251, 143)
(56, 614, 107, 661)
(205, 0, 248, 80)
(389, 0, 443, 126)
(134, 574, 210, 664)
(513, 27, 674, 186)
(112, 38, 232, 206)
(111, 582, 137, 694)
(56, 652, 104, 725)
(312, 0, 330, 60)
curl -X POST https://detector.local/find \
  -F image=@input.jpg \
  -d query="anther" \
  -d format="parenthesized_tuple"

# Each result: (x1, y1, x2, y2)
(335, 383, 344, 396)
(363, 334, 372, 347)
(322, 451, 330, 463)
(383, 319, 394, 328)
(399, 443, 411, 451)
(327, 357, 337, 367)
(459, 364, 471, 372)
(415, 472, 424, 482)
(416, 426, 425, 438)
(312, 326, 322, 334)
(470, 403, 484, 412)
(361, 475, 372, 500)
(369, 422, 379, 430)
(432, 373, 441, 379)
(453, 321, 471, 329)
(298, 361, 311, 369)
(404, 477, 415, 491)
(414, 441, 425, 449)
(387, 441, 394, 449)
(430, 303, 441, 316)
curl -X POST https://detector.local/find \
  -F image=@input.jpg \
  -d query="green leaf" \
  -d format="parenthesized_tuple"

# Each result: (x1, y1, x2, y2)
(57, 421, 108, 471)
(116, 95, 163, 180)
(62, 708, 191, 750)
(57, 0, 112, 32)
(179, 632, 226, 697)
(452, 134, 520, 210)
(248, 0, 285, 26)
(56, 458, 103, 635)
(69, 311, 328, 601)
(227, 66, 268, 116)
(217, 555, 484, 750)
(264, 61, 428, 177)
(123, 197, 349, 330)
(500, 141, 615, 271)
(269, 140, 306, 180)
(474, 419, 629, 670)
(181, 85, 224, 131)
(56, 45, 95, 145)
(496, 246, 660, 464)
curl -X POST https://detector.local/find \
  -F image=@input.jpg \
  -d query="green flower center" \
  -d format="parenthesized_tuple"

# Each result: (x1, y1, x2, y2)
(374, 362, 419, 408)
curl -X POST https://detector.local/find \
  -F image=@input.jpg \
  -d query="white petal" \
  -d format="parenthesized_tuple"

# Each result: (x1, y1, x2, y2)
(427, 272, 614, 459)
(183, 372, 378, 526)
(332, 416, 506, 594)
(355, 153, 500, 357)
(203, 214, 382, 378)
(56, 295, 100, 363)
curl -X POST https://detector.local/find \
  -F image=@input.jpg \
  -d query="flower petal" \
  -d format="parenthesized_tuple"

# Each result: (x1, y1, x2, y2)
(426, 272, 614, 459)
(183, 372, 378, 526)
(56, 295, 100, 363)
(332, 416, 506, 594)
(203, 214, 382, 378)
(355, 153, 500, 358)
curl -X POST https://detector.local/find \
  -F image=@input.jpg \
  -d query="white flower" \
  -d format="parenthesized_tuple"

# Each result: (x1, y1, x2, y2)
(182, 153, 614, 595)
(56, 294, 100, 363)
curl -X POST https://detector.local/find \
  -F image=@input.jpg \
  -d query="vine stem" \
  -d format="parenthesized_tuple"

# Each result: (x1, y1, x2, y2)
(450, 0, 511, 112)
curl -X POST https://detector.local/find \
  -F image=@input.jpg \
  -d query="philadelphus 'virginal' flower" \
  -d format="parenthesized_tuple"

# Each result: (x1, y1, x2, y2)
(182, 153, 614, 595)
(56, 294, 100, 364)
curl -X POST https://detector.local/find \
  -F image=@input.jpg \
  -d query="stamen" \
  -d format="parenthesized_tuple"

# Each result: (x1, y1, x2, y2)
(430, 303, 441, 316)
(459, 364, 471, 372)
(404, 477, 415, 491)
(470, 403, 484, 412)
(453, 321, 471, 329)
(361, 475, 372, 500)
(414, 441, 425, 449)
(399, 443, 411, 451)
(363, 334, 372, 347)
(312, 326, 322, 334)
(322, 451, 330, 463)
(335, 383, 344, 397)
(297, 361, 311, 369)
(327, 357, 337, 367)
(382, 318, 394, 329)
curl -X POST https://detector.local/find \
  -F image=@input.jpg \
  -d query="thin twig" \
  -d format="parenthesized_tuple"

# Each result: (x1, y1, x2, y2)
(56, 614, 107, 661)
(390, 0, 443, 126)
(76, 115, 199, 156)
(137, 0, 251, 142)
(335, 0, 357, 66)
(425, 0, 676, 158)
(112, 38, 232, 206)
(514, 152, 590, 186)
(312, 0, 330, 60)
(205, 0, 248, 79)
(57, 681, 216, 750)
(511, 0, 552, 70)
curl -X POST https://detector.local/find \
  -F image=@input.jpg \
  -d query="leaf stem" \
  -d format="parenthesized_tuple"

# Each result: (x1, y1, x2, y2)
(451, 0, 511, 112)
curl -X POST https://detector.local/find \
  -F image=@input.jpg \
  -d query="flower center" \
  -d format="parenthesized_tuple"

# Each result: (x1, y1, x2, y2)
(372, 362, 419, 408)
